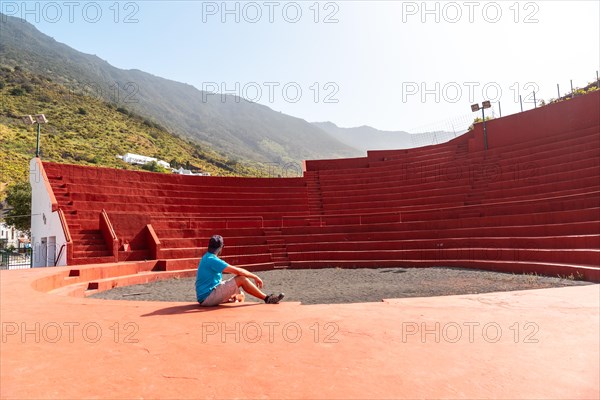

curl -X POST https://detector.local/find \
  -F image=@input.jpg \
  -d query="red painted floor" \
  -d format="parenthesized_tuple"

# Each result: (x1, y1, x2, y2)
(1, 264, 599, 399)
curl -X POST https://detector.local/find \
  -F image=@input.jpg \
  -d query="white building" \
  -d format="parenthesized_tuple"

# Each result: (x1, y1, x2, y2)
(30, 158, 67, 267)
(172, 167, 210, 176)
(117, 153, 170, 169)
(0, 222, 27, 249)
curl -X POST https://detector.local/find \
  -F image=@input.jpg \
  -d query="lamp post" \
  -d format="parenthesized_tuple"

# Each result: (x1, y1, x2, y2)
(21, 114, 48, 157)
(471, 101, 491, 150)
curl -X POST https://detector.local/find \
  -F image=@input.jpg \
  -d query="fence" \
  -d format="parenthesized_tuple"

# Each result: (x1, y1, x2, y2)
(408, 72, 599, 148)
(0, 248, 32, 270)
(408, 112, 478, 148)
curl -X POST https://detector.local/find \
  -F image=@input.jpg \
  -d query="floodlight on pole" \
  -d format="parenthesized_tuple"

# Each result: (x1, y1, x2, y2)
(21, 114, 48, 157)
(34, 114, 48, 124)
(471, 101, 491, 150)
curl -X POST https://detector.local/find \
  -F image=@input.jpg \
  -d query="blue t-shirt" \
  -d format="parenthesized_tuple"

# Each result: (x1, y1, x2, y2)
(195, 252, 229, 302)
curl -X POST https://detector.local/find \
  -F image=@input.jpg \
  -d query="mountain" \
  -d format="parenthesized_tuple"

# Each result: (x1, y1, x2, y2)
(0, 14, 361, 165)
(312, 122, 413, 151)
(0, 67, 268, 197)
(313, 122, 462, 152)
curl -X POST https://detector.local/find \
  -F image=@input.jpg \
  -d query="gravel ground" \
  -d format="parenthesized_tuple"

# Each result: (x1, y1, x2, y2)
(90, 267, 593, 304)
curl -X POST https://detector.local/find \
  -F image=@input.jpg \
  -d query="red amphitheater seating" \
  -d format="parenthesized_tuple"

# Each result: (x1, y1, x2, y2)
(43, 164, 307, 266)
(41, 90, 600, 281)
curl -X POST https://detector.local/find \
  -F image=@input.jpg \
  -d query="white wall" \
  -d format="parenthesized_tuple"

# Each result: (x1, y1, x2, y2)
(0, 223, 16, 248)
(0, 223, 28, 249)
(29, 158, 68, 267)
(122, 153, 171, 168)
(123, 153, 155, 165)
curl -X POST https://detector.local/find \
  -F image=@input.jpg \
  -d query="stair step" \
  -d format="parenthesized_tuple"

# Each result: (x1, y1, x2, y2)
(70, 256, 116, 265)
(459, 212, 482, 218)
(73, 250, 112, 258)
(118, 249, 150, 262)
(78, 244, 109, 251)
(73, 234, 104, 240)
(73, 234, 105, 241)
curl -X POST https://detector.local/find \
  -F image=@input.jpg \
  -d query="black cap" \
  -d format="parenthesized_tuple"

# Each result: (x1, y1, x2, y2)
(208, 235, 224, 251)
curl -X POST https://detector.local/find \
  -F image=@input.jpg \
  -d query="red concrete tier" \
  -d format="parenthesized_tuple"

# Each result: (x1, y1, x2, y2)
(36, 90, 600, 282)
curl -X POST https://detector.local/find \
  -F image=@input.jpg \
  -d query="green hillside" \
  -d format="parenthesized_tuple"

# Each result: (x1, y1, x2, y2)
(0, 66, 265, 197)
(0, 14, 361, 165)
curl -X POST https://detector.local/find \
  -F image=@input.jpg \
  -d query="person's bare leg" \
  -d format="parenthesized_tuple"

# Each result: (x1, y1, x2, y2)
(234, 276, 266, 300)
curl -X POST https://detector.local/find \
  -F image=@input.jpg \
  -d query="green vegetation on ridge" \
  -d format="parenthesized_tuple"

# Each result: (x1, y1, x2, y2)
(0, 14, 361, 167)
(0, 66, 267, 198)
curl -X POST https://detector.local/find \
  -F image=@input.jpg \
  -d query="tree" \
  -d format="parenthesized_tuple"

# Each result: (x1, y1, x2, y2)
(169, 158, 180, 169)
(4, 181, 31, 234)
(141, 161, 168, 173)
(9, 87, 24, 96)
(467, 116, 494, 131)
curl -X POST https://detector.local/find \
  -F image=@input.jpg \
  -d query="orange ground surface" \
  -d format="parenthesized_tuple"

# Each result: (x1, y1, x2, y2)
(1, 262, 599, 399)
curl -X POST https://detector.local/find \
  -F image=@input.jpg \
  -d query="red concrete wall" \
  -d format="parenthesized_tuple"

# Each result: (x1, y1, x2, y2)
(303, 157, 369, 172)
(99, 210, 118, 262)
(469, 90, 600, 151)
(47, 162, 306, 187)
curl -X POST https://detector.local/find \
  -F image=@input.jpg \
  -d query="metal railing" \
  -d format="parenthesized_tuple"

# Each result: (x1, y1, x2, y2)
(0, 249, 32, 270)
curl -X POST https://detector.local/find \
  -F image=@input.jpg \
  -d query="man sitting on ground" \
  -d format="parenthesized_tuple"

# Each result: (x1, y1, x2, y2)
(196, 235, 285, 306)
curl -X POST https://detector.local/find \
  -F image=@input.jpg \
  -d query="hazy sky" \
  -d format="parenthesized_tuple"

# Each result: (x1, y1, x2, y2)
(5, 0, 599, 132)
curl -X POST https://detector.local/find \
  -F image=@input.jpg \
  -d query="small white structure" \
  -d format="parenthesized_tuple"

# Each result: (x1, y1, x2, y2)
(117, 153, 170, 169)
(0, 222, 27, 249)
(30, 158, 68, 267)
(172, 167, 211, 176)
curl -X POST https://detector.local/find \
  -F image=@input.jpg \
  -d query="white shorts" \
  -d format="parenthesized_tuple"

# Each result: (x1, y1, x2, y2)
(199, 277, 240, 307)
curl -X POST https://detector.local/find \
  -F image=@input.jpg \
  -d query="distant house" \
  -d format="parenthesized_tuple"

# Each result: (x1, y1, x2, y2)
(117, 153, 171, 169)
(0, 222, 28, 250)
(173, 167, 210, 176)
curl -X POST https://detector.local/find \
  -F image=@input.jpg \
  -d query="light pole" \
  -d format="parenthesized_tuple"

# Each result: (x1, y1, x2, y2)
(471, 101, 491, 150)
(21, 114, 48, 157)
